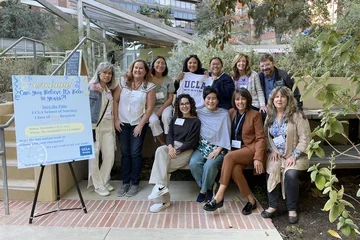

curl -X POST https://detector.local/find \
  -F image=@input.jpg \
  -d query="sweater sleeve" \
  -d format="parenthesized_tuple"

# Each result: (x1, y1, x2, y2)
(177, 119, 201, 153)
(166, 117, 176, 146)
(218, 75, 235, 101)
(253, 72, 266, 107)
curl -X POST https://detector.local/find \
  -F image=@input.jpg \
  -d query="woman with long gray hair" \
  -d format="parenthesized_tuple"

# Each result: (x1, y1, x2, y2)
(88, 62, 118, 196)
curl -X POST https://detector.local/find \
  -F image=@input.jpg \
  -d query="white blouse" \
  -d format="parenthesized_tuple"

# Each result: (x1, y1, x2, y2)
(118, 77, 155, 126)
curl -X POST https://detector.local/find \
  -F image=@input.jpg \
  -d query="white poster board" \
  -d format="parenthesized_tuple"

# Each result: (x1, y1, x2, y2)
(12, 75, 94, 168)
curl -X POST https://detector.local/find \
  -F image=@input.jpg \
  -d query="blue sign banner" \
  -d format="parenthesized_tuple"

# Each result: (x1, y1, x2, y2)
(12, 75, 94, 168)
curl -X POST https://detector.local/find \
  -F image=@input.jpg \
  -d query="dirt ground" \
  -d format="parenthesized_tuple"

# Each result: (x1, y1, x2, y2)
(249, 169, 360, 240)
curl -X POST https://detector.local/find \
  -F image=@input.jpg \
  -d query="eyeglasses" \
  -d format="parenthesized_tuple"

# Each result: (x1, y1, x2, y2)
(180, 102, 190, 107)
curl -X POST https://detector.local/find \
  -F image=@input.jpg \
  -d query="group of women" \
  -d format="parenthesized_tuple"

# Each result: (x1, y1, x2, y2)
(87, 53, 311, 224)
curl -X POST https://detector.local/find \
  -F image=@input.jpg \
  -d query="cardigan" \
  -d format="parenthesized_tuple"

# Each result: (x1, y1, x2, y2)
(264, 112, 311, 198)
(234, 71, 265, 109)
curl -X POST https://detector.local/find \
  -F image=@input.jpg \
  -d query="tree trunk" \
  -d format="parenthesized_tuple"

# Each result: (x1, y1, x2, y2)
(275, 32, 282, 44)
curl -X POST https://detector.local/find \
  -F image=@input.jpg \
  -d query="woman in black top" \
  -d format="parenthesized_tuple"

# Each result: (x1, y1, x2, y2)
(147, 94, 201, 213)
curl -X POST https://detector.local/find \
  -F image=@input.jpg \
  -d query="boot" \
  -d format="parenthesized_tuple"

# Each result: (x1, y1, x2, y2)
(155, 133, 166, 145)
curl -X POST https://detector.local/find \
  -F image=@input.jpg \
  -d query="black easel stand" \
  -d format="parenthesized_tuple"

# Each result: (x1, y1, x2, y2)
(29, 162, 87, 224)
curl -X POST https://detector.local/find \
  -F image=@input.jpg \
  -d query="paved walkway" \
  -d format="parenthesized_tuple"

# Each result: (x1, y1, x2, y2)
(0, 181, 283, 240)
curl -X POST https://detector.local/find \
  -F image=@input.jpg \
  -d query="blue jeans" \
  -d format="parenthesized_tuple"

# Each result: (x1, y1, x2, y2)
(189, 149, 224, 193)
(118, 123, 148, 185)
(267, 169, 302, 211)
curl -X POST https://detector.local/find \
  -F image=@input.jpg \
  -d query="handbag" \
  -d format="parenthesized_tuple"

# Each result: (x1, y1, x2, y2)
(93, 99, 109, 142)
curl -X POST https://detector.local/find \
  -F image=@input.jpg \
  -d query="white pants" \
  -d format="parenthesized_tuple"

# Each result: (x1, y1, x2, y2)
(87, 118, 115, 189)
(149, 105, 173, 136)
(149, 142, 193, 203)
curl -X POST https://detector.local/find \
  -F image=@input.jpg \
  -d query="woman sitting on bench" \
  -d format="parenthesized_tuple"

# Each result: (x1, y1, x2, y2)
(147, 94, 201, 212)
(203, 88, 266, 215)
(189, 86, 231, 203)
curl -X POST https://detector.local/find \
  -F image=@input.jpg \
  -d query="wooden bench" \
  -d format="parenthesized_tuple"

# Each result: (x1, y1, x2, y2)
(176, 145, 360, 171)
(310, 145, 360, 169)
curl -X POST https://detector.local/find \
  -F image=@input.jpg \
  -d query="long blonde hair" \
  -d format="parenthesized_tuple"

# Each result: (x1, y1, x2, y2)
(232, 53, 252, 80)
(265, 86, 303, 127)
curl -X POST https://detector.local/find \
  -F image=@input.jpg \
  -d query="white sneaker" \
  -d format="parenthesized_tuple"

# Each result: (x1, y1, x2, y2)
(148, 184, 169, 200)
(150, 202, 171, 213)
(95, 186, 110, 196)
(105, 183, 114, 192)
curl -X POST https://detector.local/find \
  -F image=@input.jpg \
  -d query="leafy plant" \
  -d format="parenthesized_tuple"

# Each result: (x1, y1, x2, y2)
(297, 0, 360, 238)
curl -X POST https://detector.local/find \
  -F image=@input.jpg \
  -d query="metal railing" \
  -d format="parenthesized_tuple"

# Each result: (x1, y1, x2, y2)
(0, 36, 101, 215)
(0, 37, 46, 74)
(0, 115, 15, 215)
(51, 36, 101, 76)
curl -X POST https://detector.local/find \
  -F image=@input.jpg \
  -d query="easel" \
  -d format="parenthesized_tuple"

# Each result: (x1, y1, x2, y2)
(29, 161, 87, 224)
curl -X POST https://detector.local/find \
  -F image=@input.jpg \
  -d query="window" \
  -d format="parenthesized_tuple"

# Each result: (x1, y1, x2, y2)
(175, 1, 181, 8)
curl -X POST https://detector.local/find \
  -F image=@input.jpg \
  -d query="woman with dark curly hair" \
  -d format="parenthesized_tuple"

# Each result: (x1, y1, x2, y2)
(147, 94, 201, 212)
(261, 86, 311, 224)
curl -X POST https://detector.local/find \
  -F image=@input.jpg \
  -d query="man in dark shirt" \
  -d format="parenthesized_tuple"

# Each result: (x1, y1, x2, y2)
(258, 54, 303, 111)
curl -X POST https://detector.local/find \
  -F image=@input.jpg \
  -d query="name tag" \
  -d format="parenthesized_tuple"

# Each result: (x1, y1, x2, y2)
(231, 140, 241, 149)
(273, 135, 285, 146)
(156, 92, 165, 100)
(175, 118, 185, 126)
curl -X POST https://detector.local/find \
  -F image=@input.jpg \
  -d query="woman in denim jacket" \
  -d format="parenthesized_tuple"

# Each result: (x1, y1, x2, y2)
(88, 62, 118, 196)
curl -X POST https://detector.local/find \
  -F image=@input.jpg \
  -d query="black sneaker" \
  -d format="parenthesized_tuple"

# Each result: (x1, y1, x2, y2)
(242, 201, 257, 215)
(196, 192, 206, 203)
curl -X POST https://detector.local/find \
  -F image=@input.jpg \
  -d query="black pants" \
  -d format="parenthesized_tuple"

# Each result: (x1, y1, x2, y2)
(267, 170, 302, 211)
(251, 106, 267, 124)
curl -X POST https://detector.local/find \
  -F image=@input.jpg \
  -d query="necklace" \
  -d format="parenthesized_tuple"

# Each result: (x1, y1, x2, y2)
(133, 81, 142, 90)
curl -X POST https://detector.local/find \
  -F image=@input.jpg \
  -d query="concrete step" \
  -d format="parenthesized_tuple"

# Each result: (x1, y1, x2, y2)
(0, 102, 14, 116)
(4, 141, 17, 159)
(0, 159, 35, 179)
(4, 127, 16, 142)
(0, 178, 36, 201)
(1, 114, 15, 126)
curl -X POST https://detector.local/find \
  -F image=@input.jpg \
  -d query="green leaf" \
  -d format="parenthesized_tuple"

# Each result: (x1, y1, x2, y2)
(340, 38, 355, 53)
(340, 52, 350, 65)
(315, 88, 326, 101)
(357, 188, 360, 197)
(315, 128, 326, 139)
(341, 211, 349, 218)
(355, 83, 360, 95)
(328, 229, 342, 239)
(338, 199, 355, 209)
(315, 174, 326, 190)
(341, 225, 351, 237)
(323, 199, 334, 211)
(323, 186, 331, 195)
(315, 148, 326, 158)
(300, 87, 312, 101)
(344, 219, 354, 225)
(319, 168, 331, 178)
(330, 204, 344, 223)
(308, 164, 318, 172)
(330, 190, 337, 201)
(310, 170, 318, 182)
(331, 121, 344, 134)
(326, 84, 342, 93)
(321, 71, 331, 81)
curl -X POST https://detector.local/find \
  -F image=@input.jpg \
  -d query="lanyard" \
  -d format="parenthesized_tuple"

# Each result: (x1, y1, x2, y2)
(234, 112, 245, 140)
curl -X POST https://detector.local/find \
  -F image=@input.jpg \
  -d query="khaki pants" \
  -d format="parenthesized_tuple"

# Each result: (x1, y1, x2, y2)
(149, 142, 193, 203)
(87, 118, 115, 189)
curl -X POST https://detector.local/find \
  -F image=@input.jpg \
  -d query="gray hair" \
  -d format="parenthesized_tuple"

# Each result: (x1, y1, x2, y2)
(91, 62, 118, 90)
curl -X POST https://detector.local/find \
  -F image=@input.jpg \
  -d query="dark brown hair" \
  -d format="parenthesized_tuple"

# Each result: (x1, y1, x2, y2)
(232, 88, 252, 110)
(174, 94, 197, 118)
